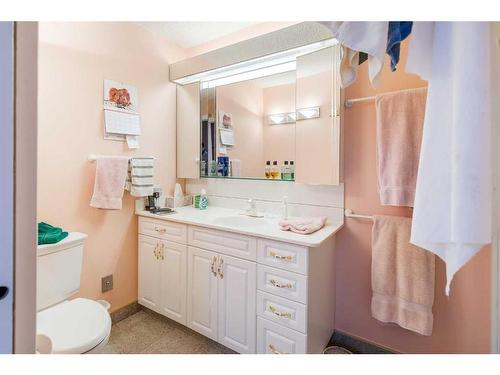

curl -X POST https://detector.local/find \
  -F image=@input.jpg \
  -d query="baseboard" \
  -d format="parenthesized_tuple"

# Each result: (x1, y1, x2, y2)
(110, 301, 142, 324)
(328, 330, 397, 354)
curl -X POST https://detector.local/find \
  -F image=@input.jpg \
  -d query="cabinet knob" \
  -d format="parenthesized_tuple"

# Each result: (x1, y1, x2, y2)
(269, 251, 293, 262)
(268, 305, 292, 318)
(210, 256, 218, 277)
(268, 344, 287, 354)
(217, 256, 224, 279)
(270, 279, 293, 289)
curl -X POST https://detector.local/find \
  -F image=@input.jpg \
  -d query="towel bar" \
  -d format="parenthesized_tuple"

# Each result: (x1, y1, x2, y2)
(344, 209, 373, 220)
(344, 95, 376, 108)
(87, 154, 155, 162)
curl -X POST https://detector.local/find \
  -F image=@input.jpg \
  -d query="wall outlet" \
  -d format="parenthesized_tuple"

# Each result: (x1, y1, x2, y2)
(101, 274, 113, 293)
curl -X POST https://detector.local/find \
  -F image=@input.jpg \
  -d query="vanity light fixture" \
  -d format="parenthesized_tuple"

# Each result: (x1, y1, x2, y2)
(176, 38, 337, 86)
(202, 61, 296, 89)
(296, 106, 320, 121)
(268, 111, 296, 125)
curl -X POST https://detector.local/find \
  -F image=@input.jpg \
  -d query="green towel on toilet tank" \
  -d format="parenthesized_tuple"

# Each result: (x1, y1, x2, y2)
(38, 222, 68, 245)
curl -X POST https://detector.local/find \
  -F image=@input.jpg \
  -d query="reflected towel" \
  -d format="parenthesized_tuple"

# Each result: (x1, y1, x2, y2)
(90, 156, 129, 210)
(375, 87, 427, 207)
(371, 215, 435, 336)
(279, 217, 326, 234)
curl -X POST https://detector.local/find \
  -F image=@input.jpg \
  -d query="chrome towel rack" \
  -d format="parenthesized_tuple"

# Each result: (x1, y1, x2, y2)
(344, 208, 373, 221)
(87, 154, 155, 162)
(344, 95, 376, 108)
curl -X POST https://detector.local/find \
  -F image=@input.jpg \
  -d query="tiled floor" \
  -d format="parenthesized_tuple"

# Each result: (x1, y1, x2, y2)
(102, 308, 236, 354)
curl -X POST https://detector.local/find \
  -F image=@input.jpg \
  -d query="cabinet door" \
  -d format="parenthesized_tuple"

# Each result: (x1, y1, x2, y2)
(217, 254, 257, 353)
(159, 240, 187, 325)
(295, 46, 341, 185)
(138, 235, 161, 312)
(187, 246, 218, 340)
(177, 82, 200, 179)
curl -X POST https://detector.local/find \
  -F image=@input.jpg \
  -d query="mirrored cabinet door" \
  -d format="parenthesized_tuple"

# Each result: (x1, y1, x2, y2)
(177, 82, 200, 179)
(295, 46, 341, 185)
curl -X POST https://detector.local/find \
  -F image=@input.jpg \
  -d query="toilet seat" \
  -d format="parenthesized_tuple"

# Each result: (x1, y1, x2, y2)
(37, 298, 111, 354)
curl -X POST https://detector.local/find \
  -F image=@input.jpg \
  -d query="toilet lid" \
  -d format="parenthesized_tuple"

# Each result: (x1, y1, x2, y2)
(37, 298, 111, 354)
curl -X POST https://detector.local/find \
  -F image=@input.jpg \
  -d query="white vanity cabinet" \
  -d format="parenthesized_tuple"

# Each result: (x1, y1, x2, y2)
(187, 246, 256, 353)
(137, 214, 336, 354)
(138, 233, 187, 325)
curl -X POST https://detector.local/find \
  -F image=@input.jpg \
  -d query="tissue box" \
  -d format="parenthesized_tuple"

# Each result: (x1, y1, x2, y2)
(166, 195, 193, 209)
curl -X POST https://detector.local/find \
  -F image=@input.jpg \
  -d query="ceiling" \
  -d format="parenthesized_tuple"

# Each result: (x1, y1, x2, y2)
(139, 22, 258, 48)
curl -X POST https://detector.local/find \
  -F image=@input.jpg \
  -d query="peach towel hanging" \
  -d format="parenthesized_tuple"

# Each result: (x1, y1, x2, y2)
(90, 156, 129, 210)
(375, 87, 427, 207)
(371, 215, 435, 336)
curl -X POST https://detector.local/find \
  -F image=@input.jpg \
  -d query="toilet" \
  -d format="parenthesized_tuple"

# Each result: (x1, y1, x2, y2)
(36, 232, 112, 354)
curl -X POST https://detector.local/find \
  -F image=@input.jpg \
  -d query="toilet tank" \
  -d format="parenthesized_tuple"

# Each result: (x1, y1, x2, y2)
(37, 232, 88, 311)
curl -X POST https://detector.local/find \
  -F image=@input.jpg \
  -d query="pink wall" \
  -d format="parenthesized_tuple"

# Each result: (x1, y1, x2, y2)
(336, 40, 492, 353)
(262, 82, 296, 166)
(37, 22, 186, 312)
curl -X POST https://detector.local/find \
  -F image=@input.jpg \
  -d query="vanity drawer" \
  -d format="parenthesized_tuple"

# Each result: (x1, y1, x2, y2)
(257, 291, 307, 333)
(139, 217, 187, 244)
(257, 239, 308, 275)
(188, 226, 256, 261)
(257, 317, 307, 354)
(257, 265, 308, 304)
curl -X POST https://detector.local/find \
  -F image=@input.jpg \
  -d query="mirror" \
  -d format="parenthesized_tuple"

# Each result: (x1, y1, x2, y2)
(200, 71, 296, 180)
(175, 40, 341, 185)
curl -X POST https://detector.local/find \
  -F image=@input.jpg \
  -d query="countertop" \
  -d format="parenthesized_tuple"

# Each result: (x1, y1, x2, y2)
(136, 206, 343, 248)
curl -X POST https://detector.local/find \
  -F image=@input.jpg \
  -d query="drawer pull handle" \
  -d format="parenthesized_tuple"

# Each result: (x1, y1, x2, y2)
(268, 305, 292, 319)
(210, 256, 218, 277)
(270, 251, 293, 262)
(269, 344, 287, 354)
(160, 243, 165, 260)
(155, 227, 167, 234)
(217, 256, 224, 279)
(270, 279, 293, 289)
(153, 243, 159, 260)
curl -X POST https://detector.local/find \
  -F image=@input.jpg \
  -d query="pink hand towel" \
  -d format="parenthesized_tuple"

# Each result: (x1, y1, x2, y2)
(375, 87, 427, 207)
(371, 215, 435, 336)
(279, 217, 326, 234)
(90, 156, 129, 210)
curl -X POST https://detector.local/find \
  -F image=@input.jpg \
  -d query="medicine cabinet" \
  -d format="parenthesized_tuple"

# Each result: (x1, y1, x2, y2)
(173, 22, 341, 186)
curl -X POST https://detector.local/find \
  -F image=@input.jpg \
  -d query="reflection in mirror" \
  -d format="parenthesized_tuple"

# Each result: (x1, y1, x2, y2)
(200, 86, 216, 177)
(200, 71, 296, 181)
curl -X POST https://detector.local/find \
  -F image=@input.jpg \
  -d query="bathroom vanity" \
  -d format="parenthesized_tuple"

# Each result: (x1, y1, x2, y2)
(136, 206, 342, 354)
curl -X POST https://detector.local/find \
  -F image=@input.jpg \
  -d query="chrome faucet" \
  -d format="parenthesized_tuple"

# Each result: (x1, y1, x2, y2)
(245, 199, 263, 217)
(282, 196, 288, 220)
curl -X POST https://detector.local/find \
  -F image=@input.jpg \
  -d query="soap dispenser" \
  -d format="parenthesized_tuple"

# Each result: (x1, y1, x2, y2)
(199, 189, 208, 210)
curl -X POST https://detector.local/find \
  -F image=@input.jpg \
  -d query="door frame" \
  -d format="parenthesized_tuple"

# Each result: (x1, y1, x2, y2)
(0, 21, 15, 354)
(13, 21, 38, 354)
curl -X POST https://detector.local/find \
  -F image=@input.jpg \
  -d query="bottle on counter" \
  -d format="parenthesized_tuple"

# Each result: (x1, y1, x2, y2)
(282, 161, 290, 180)
(271, 161, 280, 179)
(289, 160, 295, 180)
(265, 161, 271, 179)
(199, 188, 208, 210)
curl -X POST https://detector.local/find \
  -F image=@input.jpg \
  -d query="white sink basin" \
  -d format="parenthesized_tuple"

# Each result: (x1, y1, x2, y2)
(211, 215, 268, 228)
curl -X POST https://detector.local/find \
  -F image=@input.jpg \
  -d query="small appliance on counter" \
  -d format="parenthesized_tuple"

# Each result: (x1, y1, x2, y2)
(146, 187, 175, 215)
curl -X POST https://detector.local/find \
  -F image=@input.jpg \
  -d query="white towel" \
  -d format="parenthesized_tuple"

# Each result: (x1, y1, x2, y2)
(328, 22, 389, 88)
(125, 157, 154, 197)
(406, 22, 492, 295)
